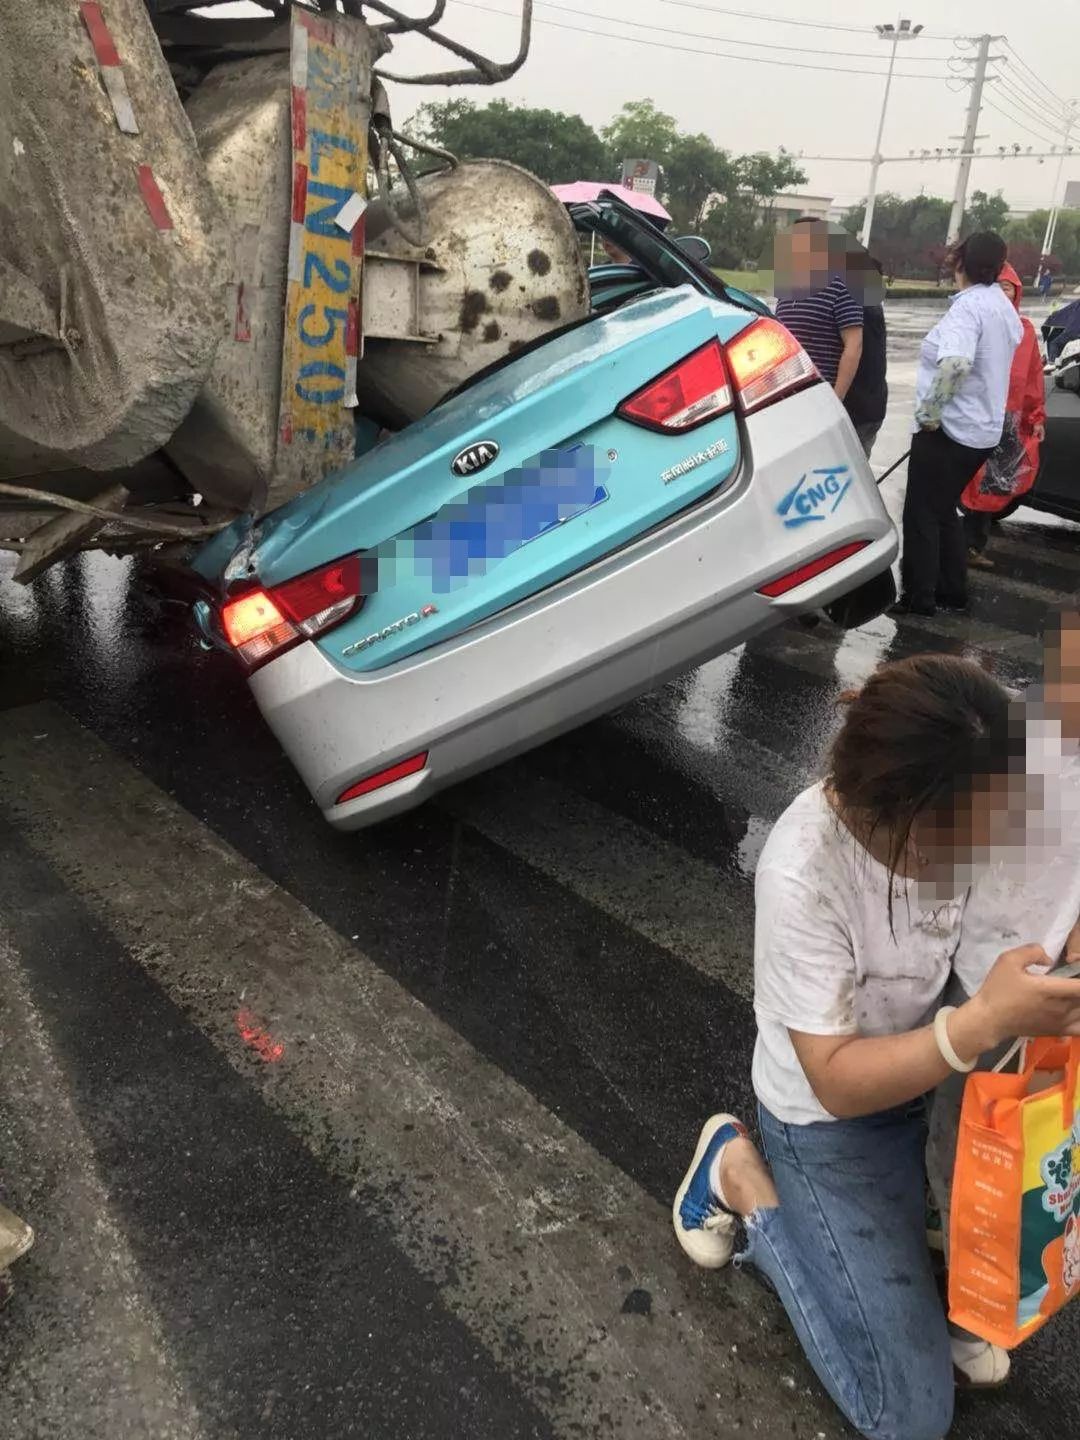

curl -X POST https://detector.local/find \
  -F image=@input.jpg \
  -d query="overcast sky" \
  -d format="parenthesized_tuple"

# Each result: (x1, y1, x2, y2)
(223, 2, 1079, 213)
(383, 0, 1079, 212)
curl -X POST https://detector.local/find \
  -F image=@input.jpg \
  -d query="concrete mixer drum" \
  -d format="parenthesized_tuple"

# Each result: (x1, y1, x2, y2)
(356, 159, 590, 425)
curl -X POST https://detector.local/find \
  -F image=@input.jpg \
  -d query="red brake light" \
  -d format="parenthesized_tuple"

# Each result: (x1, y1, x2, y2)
(220, 555, 364, 669)
(337, 752, 428, 805)
(757, 541, 868, 598)
(725, 319, 818, 413)
(273, 555, 362, 633)
(618, 339, 732, 432)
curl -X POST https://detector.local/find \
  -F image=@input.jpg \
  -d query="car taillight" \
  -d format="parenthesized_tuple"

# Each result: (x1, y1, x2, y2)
(725, 318, 817, 413)
(221, 555, 363, 668)
(618, 339, 732, 432)
(757, 541, 868, 598)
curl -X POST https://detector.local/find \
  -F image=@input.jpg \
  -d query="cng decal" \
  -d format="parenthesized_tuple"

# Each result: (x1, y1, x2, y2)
(776, 465, 852, 529)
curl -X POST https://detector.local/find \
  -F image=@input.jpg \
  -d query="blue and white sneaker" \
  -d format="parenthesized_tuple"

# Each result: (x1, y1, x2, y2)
(672, 1113, 747, 1269)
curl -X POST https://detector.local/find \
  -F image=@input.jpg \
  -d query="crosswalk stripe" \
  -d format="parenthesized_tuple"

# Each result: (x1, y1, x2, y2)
(991, 525, 1080, 574)
(442, 766, 757, 999)
(0, 930, 208, 1440)
(0, 702, 846, 1440)
(750, 616, 1043, 697)
(967, 566, 1077, 610)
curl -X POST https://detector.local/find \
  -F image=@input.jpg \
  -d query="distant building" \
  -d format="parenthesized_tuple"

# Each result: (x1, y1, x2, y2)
(762, 192, 834, 228)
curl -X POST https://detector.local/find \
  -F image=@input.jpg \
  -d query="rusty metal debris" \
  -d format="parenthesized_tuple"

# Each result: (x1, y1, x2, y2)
(0, 482, 228, 541)
(153, 0, 531, 88)
(361, 0, 533, 87)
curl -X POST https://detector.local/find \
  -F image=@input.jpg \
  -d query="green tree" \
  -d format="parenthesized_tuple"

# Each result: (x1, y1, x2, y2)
(406, 98, 609, 184)
(600, 98, 680, 173)
(842, 193, 953, 277)
(963, 189, 1010, 236)
(601, 99, 804, 261)
(1007, 209, 1080, 277)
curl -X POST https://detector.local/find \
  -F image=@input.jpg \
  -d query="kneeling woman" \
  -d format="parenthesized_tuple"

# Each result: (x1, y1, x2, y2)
(673, 656, 1080, 1440)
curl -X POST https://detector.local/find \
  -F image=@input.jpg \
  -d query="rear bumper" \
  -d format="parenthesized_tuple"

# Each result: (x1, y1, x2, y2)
(249, 388, 897, 828)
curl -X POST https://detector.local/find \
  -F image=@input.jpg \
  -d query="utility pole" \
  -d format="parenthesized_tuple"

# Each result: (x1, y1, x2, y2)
(946, 34, 997, 244)
(1040, 99, 1079, 261)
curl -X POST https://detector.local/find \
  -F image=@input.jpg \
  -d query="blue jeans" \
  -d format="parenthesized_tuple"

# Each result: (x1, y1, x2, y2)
(734, 1102, 954, 1440)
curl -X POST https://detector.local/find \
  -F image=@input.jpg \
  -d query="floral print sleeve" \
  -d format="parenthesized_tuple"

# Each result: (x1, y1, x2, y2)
(914, 355, 973, 429)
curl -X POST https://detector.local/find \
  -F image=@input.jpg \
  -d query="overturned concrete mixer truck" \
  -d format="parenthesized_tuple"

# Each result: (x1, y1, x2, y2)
(0, 0, 593, 581)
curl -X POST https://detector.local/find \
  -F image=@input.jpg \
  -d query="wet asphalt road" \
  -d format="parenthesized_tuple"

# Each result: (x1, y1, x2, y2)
(2, 300, 1080, 1440)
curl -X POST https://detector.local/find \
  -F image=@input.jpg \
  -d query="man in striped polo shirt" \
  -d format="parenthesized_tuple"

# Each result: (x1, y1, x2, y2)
(775, 219, 865, 431)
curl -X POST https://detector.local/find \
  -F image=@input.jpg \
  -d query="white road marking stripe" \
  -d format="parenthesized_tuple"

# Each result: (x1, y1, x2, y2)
(0, 930, 207, 1440)
(442, 767, 757, 999)
(0, 703, 844, 1440)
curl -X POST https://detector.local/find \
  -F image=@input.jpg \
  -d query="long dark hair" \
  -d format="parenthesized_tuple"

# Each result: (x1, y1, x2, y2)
(827, 656, 1018, 915)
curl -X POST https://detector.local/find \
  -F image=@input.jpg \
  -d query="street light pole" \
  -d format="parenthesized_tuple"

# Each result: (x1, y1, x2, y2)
(860, 17, 922, 249)
(1040, 99, 1079, 261)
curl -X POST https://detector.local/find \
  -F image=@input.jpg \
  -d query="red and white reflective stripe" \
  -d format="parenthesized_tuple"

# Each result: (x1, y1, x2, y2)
(137, 165, 173, 230)
(291, 84, 307, 152)
(290, 19, 309, 86)
(352, 213, 366, 358)
(287, 162, 308, 283)
(296, 9, 335, 44)
(344, 299, 359, 407)
(234, 281, 252, 342)
(79, 2, 138, 135)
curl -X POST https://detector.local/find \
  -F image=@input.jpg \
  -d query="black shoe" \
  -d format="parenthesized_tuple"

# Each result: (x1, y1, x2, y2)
(890, 600, 936, 619)
(935, 596, 969, 614)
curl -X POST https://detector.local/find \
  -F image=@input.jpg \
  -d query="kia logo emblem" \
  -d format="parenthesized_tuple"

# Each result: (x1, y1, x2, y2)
(451, 441, 500, 477)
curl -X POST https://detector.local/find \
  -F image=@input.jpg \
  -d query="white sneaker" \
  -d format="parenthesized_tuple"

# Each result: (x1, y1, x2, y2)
(672, 1114, 746, 1269)
(951, 1335, 1010, 1388)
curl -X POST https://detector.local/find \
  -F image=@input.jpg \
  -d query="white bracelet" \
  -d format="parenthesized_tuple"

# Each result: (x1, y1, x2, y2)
(934, 1005, 977, 1074)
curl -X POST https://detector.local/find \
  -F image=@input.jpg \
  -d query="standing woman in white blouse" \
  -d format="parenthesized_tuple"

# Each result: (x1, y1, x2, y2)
(672, 655, 1080, 1440)
(893, 232, 1021, 619)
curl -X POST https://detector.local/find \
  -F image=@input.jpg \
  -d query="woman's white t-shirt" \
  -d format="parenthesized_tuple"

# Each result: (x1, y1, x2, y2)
(952, 707, 1080, 997)
(751, 783, 965, 1125)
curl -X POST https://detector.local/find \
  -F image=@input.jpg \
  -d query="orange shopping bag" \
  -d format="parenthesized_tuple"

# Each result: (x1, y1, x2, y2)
(949, 1037, 1080, 1348)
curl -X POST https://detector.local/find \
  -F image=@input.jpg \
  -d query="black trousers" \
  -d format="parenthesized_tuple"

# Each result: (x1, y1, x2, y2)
(963, 508, 992, 553)
(900, 428, 993, 610)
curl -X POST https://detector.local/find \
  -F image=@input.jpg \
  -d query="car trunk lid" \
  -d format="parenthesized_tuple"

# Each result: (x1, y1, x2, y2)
(200, 286, 753, 670)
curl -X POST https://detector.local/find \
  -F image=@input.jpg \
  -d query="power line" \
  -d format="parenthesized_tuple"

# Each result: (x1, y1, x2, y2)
(454, 1, 955, 79)
(996, 69, 1077, 127)
(990, 81, 1069, 141)
(527, 0, 956, 62)
(659, 0, 961, 39)
(993, 69, 1075, 132)
(1001, 39, 1073, 116)
(983, 96, 1065, 147)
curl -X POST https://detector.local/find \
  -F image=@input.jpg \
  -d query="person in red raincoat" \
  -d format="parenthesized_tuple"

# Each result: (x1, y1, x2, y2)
(962, 262, 1047, 566)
